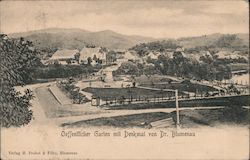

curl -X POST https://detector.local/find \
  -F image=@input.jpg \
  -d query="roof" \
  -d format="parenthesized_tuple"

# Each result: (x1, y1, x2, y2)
(113, 49, 126, 53)
(215, 51, 232, 59)
(123, 51, 138, 59)
(80, 47, 105, 61)
(173, 51, 187, 58)
(215, 50, 247, 59)
(189, 54, 200, 62)
(176, 47, 184, 52)
(165, 52, 174, 58)
(51, 49, 79, 60)
(201, 51, 212, 57)
(147, 52, 158, 59)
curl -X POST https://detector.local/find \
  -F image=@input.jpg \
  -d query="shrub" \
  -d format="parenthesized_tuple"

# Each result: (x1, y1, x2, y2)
(0, 89, 34, 127)
(57, 79, 89, 104)
(1, 35, 39, 127)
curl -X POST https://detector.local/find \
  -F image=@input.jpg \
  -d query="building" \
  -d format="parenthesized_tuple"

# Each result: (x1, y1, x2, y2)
(116, 51, 142, 63)
(201, 51, 213, 58)
(147, 52, 159, 60)
(113, 49, 126, 54)
(80, 47, 106, 65)
(49, 49, 79, 64)
(215, 51, 232, 59)
(173, 50, 187, 59)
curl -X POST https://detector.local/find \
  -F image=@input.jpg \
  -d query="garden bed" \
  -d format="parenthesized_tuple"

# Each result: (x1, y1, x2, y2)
(57, 79, 90, 104)
(140, 80, 217, 93)
(82, 87, 186, 101)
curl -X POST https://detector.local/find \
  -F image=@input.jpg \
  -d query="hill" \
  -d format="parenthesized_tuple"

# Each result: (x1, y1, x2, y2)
(8, 29, 248, 59)
(177, 33, 249, 49)
(9, 28, 155, 51)
(130, 33, 249, 57)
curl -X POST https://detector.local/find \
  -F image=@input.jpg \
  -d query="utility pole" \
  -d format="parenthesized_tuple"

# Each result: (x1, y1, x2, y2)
(175, 89, 180, 128)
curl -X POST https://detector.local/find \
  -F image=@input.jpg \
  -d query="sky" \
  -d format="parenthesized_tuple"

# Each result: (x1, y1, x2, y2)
(0, 0, 249, 38)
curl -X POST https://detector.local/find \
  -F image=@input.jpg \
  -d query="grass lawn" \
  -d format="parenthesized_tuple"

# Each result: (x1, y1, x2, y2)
(176, 107, 249, 128)
(61, 107, 249, 128)
(106, 94, 250, 110)
(83, 87, 186, 100)
(228, 63, 248, 71)
(61, 112, 171, 128)
(140, 81, 217, 93)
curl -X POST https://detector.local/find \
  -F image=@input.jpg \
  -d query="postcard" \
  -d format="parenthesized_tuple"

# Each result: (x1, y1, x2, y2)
(0, 0, 249, 159)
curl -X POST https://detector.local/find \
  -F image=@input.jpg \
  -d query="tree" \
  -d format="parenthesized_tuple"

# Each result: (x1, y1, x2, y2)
(0, 34, 40, 127)
(74, 52, 80, 64)
(132, 81, 136, 87)
(200, 55, 213, 64)
(93, 54, 97, 61)
(87, 57, 92, 65)
(97, 58, 102, 64)
(100, 47, 108, 53)
(66, 59, 72, 64)
(106, 51, 117, 64)
(144, 64, 157, 75)
(114, 61, 139, 75)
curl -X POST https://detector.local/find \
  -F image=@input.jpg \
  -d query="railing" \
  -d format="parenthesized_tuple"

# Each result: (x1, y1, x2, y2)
(100, 90, 249, 107)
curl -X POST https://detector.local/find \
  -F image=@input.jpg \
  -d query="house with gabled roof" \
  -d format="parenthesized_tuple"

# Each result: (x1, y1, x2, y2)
(80, 47, 106, 65)
(48, 49, 79, 65)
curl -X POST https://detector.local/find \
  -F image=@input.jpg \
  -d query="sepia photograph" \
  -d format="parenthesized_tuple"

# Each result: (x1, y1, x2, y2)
(0, 0, 249, 159)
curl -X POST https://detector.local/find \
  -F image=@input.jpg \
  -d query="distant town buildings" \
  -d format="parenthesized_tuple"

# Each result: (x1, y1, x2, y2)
(215, 50, 247, 60)
(44, 45, 248, 67)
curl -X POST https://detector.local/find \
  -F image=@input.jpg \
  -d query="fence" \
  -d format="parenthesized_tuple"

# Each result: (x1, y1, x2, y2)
(100, 87, 249, 107)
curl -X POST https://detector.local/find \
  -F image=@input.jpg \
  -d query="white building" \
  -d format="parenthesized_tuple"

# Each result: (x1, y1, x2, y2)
(80, 47, 106, 65)
(117, 51, 142, 63)
(201, 51, 213, 58)
(48, 49, 79, 64)
(147, 52, 159, 60)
